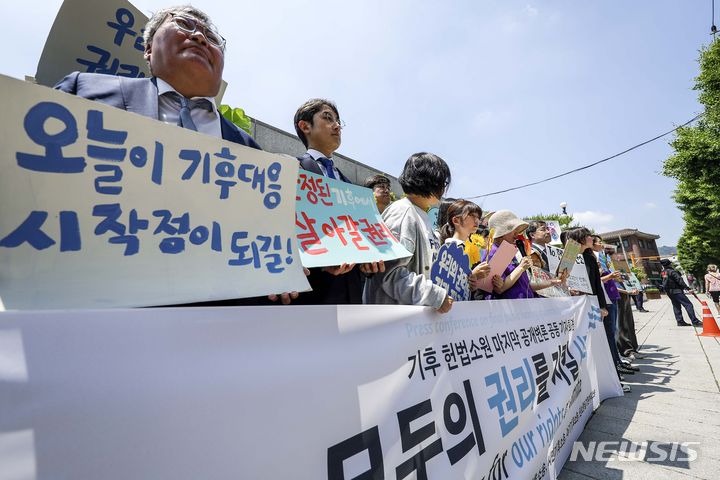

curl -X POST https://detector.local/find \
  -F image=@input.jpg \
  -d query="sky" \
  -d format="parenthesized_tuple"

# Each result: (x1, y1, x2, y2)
(5, 0, 713, 246)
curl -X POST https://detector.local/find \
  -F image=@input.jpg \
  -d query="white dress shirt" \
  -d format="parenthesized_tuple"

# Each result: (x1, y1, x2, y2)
(306, 149, 342, 179)
(155, 78, 222, 138)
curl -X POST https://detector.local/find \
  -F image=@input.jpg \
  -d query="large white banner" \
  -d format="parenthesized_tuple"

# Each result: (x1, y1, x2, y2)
(0, 75, 309, 309)
(0, 297, 621, 479)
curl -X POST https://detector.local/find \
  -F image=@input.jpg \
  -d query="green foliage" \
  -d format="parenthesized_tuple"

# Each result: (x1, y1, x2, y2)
(524, 213, 579, 230)
(630, 266, 646, 281)
(218, 105, 253, 135)
(663, 40, 720, 280)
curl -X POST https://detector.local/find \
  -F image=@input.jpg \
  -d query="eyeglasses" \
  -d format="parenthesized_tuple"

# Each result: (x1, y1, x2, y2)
(168, 13, 226, 51)
(320, 112, 346, 128)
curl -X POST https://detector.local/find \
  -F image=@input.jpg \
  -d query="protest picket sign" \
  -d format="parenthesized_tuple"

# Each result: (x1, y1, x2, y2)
(0, 297, 621, 479)
(295, 170, 411, 267)
(431, 242, 471, 301)
(34, 0, 228, 101)
(545, 220, 563, 245)
(0, 74, 309, 309)
(35, 0, 150, 87)
(531, 267, 571, 298)
(622, 272, 643, 291)
(477, 240, 517, 292)
(546, 244, 593, 294)
(554, 239, 581, 279)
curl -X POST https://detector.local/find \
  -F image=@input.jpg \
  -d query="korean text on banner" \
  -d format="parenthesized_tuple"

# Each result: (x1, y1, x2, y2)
(295, 170, 411, 268)
(0, 297, 622, 479)
(0, 74, 309, 309)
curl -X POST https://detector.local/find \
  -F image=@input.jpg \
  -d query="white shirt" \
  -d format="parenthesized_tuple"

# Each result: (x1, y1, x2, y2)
(156, 78, 222, 138)
(306, 149, 342, 179)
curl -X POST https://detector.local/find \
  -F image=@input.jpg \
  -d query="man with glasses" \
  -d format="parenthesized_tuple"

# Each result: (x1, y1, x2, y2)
(294, 98, 351, 182)
(293, 98, 384, 304)
(526, 220, 552, 272)
(55, 5, 260, 149)
(364, 174, 393, 214)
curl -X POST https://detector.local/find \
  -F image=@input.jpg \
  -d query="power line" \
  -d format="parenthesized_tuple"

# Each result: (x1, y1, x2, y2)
(465, 113, 704, 199)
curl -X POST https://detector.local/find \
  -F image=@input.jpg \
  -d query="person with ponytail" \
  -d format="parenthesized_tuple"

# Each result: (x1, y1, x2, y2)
(439, 200, 491, 293)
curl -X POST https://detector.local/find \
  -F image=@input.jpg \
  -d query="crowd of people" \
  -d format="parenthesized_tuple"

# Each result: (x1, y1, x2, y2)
(52, 4, 714, 395)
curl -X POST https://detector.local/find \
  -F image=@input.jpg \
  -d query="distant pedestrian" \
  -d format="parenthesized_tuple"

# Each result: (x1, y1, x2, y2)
(661, 259, 702, 326)
(704, 264, 720, 312)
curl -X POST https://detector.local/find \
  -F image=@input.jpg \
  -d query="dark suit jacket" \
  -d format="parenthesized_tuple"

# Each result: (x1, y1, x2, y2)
(54, 72, 261, 150)
(298, 152, 351, 183)
(295, 152, 363, 304)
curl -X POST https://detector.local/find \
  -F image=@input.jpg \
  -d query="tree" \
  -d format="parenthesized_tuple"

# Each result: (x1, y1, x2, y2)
(524, 213, 578, 230)
(663, 40, 720, 280)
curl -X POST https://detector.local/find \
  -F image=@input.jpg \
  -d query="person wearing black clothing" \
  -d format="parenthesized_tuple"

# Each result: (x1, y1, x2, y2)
(660, 259, 702, 326)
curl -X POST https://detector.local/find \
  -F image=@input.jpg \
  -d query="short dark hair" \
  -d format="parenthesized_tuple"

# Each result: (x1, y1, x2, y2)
(293, 98, 339, 148)
(566, 227, 592, 248)
(398, 152, 451, 199)
(364, 174, 391, 189)
(526, 220, 547, 239)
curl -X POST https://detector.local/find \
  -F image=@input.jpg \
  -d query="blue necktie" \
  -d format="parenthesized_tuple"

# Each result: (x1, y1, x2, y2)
(173, 93, 211, 131)
(318, 157, 337, 179)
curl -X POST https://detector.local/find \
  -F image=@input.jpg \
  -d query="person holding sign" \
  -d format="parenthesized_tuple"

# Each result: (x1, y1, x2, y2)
(293, 98, 383, 304)
(437, 199, 491, 297)
(55, 5, 261, 149)
(363, 153, 453, 313)
(484, 211, 535, 299)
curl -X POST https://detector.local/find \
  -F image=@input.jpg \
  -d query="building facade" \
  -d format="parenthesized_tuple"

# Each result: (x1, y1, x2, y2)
(599, 228, 663, 285)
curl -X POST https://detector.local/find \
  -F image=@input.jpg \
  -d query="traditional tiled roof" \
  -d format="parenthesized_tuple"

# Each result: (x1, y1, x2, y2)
(598, 228, 660, 240)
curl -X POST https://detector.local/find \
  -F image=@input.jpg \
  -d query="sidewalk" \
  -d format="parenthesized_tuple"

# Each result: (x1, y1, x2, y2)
(560, 295, 720, 479)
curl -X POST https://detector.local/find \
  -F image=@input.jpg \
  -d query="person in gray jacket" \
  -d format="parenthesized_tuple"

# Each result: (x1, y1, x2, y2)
(363, 152, 454, 313)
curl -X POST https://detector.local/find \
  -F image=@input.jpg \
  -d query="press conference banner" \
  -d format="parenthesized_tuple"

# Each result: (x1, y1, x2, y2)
(0, 75, 309, 309)
(0, 297, 622, 479)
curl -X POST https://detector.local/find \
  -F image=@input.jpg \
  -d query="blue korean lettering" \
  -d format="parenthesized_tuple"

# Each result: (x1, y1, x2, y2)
(229, 231, 260, 268)
(485, 359, 536, 437)
(107, 8, 137, 47)
(214, 147, 238, 199)
(179, 149, 211, 183)
(93, 204, 138, 255)
(59, 211, 81, 251)
(16, 102, 86, 173)
(129, 142, 163, 185)
(188, 222, 222, 251)
(94, 164, 123, 195)
(153, 210, 190, 254)
(77, 46, 119, 75)
(0, 211, 55, 250)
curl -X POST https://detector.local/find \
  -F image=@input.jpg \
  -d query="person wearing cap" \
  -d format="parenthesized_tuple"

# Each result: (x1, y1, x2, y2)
(661, 259, 702, 326)
(484, 210, 535, 299)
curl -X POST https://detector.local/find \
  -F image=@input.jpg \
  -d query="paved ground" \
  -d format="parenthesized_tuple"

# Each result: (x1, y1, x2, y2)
(559, 295, 720, 480)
